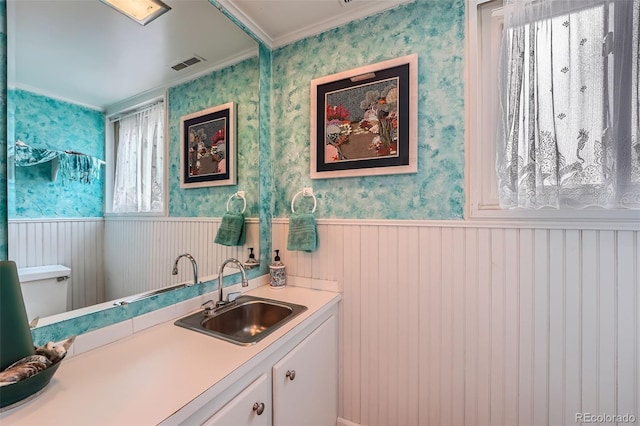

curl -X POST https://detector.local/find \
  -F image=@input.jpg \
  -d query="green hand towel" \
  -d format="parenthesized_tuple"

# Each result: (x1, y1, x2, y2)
(287, 213, 318, 252)
(214, 212, 246, 246)
(0, 261, 35, 371)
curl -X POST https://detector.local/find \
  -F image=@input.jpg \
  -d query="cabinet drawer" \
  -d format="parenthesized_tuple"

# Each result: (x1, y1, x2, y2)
(203, 374, 270, 426)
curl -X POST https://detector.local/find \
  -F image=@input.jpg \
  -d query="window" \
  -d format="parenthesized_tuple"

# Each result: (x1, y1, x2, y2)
(467, 0, 640, 220)
(108, 99, 166, 214)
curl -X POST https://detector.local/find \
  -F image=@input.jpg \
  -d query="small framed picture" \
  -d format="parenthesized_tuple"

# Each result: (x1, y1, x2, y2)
(180, 102, 236, 188)
(310, 54, 418, 179)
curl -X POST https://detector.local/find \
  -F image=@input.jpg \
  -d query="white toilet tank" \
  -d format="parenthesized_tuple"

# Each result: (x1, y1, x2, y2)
(18, 265, 71, 321)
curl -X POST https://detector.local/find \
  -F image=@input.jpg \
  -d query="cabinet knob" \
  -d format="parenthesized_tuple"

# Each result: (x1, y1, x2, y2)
(252, 402, 265, 415)
(286, 370, 296, 381)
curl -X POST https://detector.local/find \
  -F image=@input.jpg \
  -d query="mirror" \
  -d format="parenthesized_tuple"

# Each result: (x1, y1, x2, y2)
(6, 0, 261, 325)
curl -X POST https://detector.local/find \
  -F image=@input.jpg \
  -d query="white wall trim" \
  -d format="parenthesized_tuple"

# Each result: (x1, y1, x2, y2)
(269, 0, 414, 49)
(271, 217, 640, 231)
(9, 217, 260, 224)
(10, 82, 105, 111)
(216, 0, 413, 49)
(8, 217, 105, 223)
(104, 216, 259, 223)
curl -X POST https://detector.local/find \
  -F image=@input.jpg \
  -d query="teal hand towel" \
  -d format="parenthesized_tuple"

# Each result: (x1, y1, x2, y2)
(214, 213, 246, 246)
(287, 213, 318, 252)
(1, 261, 35, 371)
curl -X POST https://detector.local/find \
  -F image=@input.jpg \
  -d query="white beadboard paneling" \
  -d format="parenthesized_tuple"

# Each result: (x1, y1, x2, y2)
(581, 231, 599, 415)
(533, 229, 550, 426)
(397, 225, 420, 426)
(548, 230, 564, 426)
(598, 231, 617, 416)
(518, 229, 534, 426)
(381, 225, 398, 425)
(104, 218, 259, 300)
(477, 227, 492, 426)
(564, 230, 582, 425)
(451, 227, 466, 426)
(617, 231, 636, 421)
(272, 219, 640, 426)
(464, 227, 479, 425)
(9, 217, 258, 312)
(343, 224, 362, 424)
(8, 218, 105, 311)
(490, 228, 505, 426)
(503, 228, 520, 426)
(359, 225, 378, 426)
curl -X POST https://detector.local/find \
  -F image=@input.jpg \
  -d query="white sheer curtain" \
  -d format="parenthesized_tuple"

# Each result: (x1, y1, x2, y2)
(112, 102, 165, 213)
(496, 0, 640, 209)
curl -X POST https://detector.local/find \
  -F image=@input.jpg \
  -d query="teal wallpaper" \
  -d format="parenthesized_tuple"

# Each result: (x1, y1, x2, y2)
(10, 89, 105, 218)
(258, 44, 272, 276)
(168, 56, 260, 218)
(0, 0, 465, 340)
(271, 0, 465, 219)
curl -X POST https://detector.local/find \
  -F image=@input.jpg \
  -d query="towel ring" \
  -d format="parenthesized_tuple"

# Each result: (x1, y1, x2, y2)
(291, 188, 317, 213)
(226, 191, 247, 214)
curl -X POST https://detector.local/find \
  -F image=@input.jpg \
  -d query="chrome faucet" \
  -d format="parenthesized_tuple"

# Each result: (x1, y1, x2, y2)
(172, 253, 198, 286)
(216, 257, 248, 308)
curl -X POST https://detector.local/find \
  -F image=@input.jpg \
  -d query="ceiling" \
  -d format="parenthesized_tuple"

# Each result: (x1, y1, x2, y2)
(8, 0, 411, 110)
(218, 0, 412, 49)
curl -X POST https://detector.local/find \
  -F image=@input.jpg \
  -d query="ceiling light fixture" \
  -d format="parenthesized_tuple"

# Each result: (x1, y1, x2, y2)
(100, 0, 171, 26)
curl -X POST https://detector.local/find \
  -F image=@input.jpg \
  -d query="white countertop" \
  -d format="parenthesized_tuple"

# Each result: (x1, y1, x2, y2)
(0, 285, 341, 425)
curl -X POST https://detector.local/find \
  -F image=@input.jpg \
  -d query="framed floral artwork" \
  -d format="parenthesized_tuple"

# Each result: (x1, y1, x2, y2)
(310, 54, 418, 179)
(180, 102, 236, 188)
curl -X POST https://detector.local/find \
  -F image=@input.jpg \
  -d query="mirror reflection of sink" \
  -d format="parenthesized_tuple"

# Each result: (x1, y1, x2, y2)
(175, 296, 307, 346)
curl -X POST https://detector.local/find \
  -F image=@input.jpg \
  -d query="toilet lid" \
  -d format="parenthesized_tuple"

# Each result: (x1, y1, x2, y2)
(17, 265, 71, 282)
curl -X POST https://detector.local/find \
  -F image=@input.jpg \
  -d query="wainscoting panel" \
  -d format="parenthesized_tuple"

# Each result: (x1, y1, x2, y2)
(104, 217, 259, 300)
(9, 217, 259, 310)
(8, 218, 105, 311)
(272, 220, 639, 426)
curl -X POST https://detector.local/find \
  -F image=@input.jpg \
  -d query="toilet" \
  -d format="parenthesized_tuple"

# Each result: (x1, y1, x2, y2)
(17, 265, 71, 321)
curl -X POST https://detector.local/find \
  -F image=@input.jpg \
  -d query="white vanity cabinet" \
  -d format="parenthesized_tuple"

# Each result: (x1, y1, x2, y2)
(0, 287, 341, 426)
(195, 314, 338, 426)
(272, 315, 337, 426)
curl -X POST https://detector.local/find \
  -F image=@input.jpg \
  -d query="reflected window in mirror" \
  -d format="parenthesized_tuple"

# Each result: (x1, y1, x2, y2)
(108, 98, 166, 214)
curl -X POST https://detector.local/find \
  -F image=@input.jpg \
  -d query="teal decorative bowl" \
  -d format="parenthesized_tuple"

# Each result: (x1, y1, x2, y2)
(0, 355, 65, 411)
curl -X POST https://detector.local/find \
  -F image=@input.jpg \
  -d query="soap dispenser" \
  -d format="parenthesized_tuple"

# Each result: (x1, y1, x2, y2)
(245, 247, 259, 268)
(269, 250, 286, 288)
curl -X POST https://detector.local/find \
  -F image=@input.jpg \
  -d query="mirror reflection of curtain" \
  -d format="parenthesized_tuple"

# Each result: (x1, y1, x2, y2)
(112, 102, 165, 213)
(496, 0, 640, 209)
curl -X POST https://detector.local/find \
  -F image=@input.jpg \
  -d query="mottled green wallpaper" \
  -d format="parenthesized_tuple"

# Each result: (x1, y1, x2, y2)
(271, 0, 465, 219)
(168, 56, 260, 218)
(10, 89, 105, 219)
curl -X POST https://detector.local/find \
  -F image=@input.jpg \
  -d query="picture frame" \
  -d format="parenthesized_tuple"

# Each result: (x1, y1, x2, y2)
(310, 54, 418, 179)
(180, 102, 236, 188)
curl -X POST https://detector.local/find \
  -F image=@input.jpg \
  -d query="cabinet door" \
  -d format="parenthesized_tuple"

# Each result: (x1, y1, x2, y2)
(272, 316, 337, 426)
(203, 374, 271, 426)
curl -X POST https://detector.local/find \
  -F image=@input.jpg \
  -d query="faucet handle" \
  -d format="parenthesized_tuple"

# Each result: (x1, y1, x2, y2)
(227, 292, 241, 302)
(201, 300, 216, 316)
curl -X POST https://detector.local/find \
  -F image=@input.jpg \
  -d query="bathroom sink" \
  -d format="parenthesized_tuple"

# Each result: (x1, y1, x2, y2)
(174, 296, 307, 345)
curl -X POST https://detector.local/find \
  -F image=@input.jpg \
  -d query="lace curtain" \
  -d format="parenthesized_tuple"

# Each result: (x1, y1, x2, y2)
(112, 102, 164, 213)
(496, 0, 640, 209)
